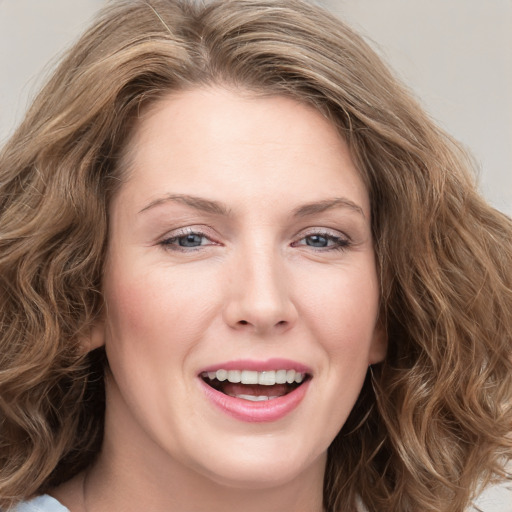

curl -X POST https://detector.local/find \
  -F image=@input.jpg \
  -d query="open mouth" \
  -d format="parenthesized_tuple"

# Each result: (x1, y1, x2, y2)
(200, 369, 310, 402)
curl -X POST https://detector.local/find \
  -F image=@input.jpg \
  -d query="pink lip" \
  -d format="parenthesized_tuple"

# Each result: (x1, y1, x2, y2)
(199, 358, 312, 373)
(199, 377, 310, 423)
(197, 359, 312, 423)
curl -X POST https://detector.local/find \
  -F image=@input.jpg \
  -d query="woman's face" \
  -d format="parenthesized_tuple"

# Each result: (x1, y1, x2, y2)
(96, 87, 386, 490)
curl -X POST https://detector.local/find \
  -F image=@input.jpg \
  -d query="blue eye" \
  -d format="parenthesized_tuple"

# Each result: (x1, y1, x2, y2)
(176, 233, 205, 247)
(160, 231, 212, 251)
(304, 234, 330, 247)
(294, 232, 350, 251)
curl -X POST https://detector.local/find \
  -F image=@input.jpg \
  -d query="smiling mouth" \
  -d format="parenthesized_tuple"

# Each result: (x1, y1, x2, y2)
(200, 369, 309, 402)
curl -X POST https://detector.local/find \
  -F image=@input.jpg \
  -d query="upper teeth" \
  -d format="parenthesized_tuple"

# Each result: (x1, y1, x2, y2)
(203, 369, 305, 385)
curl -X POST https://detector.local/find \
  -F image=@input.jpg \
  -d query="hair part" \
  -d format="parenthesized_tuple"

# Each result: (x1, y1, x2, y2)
(0, 1, 510, 510)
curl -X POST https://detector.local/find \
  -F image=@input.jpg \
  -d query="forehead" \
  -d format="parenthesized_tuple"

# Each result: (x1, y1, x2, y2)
(115, 87, 370, 217)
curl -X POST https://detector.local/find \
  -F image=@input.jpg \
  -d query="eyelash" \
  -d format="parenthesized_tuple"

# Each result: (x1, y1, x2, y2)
(159, 228, 351, 253)
(159, 228, 215, 252)
(291, 230, 351, 252)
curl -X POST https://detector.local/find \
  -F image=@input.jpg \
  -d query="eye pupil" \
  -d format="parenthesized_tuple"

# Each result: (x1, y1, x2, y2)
(179, 234, 203, 247)
(306, 235, 328, 247)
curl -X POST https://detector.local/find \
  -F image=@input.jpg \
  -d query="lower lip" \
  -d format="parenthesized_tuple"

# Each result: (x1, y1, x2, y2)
(199, 378, 310, 423)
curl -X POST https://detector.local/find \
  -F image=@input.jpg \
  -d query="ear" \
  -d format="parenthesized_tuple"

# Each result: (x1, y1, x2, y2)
(368, 323, 388, 365)
(81, 320, 106, 354)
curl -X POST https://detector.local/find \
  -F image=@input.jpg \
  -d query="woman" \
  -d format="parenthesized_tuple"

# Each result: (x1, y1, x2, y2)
(0, 0, 510, 511)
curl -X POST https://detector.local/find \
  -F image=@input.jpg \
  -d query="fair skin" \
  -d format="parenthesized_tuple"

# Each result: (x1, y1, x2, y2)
(54, 87, 386, 511)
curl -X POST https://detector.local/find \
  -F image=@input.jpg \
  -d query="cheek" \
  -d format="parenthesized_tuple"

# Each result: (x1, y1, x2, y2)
(102, 262, 222, 363)
(298, 261, 380, 344)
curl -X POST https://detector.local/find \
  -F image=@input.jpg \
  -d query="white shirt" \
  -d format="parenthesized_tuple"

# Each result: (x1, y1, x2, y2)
(12, 495, 69, 512)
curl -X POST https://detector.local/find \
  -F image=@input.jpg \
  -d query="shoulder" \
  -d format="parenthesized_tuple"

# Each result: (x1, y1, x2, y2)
(10, 495, 70, 512)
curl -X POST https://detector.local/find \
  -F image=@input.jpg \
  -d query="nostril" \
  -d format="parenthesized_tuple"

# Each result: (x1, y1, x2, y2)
(238, 319, 286, 327)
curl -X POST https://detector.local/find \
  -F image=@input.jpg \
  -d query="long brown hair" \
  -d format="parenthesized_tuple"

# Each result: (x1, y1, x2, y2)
(0, 1, 510, 510)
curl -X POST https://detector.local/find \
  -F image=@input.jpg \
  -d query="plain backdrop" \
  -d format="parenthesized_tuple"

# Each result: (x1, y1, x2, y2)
(0, 0, 511, 510)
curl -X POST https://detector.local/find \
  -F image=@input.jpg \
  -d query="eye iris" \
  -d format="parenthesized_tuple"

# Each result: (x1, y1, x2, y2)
(179, 234, 203, 247)
(306, 235, 328, 247)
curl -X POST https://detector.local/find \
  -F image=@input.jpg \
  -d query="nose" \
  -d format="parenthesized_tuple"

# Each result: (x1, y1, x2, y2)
(222, 245, 298, 335)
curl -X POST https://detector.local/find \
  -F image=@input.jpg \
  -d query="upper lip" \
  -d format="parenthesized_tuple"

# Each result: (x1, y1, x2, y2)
(198, 358, 313, 375)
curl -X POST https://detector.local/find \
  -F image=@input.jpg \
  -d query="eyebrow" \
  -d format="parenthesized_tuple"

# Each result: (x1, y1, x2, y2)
(139, 194, 365, 219)
(139, 194, 231, 216)
(292, 197, 366, 219)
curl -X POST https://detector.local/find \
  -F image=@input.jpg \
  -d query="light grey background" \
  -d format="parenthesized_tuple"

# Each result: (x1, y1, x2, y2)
(0, 0, 510, 509)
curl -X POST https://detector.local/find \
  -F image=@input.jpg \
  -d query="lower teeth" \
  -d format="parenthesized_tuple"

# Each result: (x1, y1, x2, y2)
(232, 394, 280, 402)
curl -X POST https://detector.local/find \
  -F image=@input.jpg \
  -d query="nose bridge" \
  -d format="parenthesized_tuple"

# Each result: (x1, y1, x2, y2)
(224, 237, 296, 333)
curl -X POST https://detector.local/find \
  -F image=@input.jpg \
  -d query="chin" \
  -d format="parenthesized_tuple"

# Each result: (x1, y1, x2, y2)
(189, 441, 326, 491)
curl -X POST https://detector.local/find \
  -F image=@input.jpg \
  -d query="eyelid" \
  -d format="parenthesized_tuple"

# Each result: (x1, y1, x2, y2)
(158, 225, 220, 250)
(294, 226, 351, 241)
(290, 226, 352, 251)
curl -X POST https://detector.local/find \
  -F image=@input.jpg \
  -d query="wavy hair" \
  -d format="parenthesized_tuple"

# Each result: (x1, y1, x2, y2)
(0, 1, 510, 510)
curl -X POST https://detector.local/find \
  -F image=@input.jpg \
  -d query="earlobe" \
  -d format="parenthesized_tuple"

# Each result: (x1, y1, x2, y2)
(81, 321, 106, 354)
(369, 325, 388, 365)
